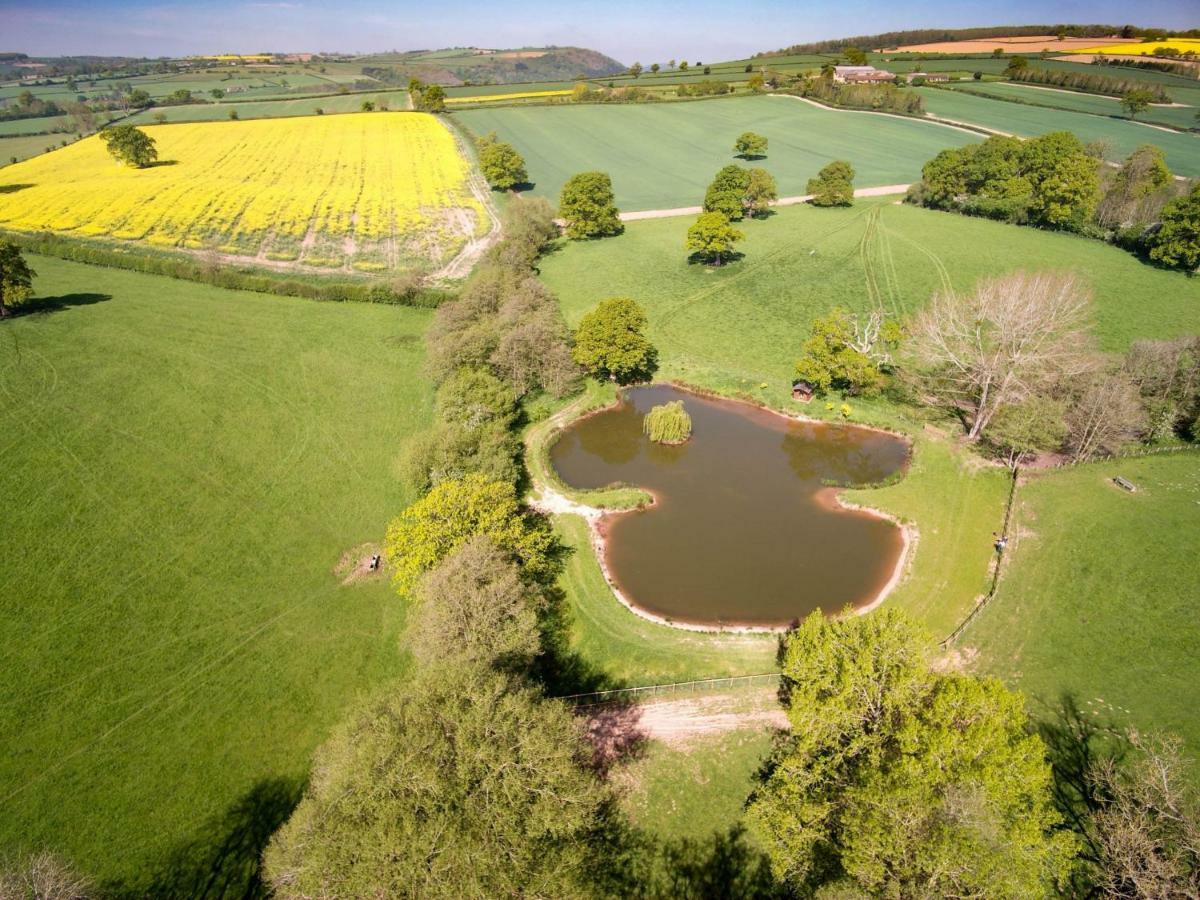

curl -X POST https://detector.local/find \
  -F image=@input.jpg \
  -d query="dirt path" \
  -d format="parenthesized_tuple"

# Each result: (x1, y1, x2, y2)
(619, 183, 911, 222)
(430, 129, 503, 282)
(582, 689, 787, 768)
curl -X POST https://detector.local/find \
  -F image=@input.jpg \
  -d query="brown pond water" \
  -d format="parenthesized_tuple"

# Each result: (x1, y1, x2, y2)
(550, 385, 910, 627)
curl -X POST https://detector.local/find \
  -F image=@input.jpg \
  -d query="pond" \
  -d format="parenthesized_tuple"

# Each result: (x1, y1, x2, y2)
(549, 385, 910, 628)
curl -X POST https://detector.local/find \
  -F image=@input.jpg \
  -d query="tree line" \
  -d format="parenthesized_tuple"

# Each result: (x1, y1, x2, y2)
(1008, 66, 1173, 103)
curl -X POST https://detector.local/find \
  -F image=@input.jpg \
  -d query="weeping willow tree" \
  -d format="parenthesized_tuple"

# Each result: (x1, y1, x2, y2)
(643, 401, 692, 444)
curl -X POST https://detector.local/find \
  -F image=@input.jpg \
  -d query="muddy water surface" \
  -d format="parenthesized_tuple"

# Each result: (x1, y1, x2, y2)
(550, 385, 909, 627)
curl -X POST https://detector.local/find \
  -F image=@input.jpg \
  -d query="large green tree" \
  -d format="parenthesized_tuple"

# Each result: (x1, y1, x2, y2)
(384, 473, 558, 593)
(1148, 183, 1200, 272)
(744, 167, 778, 218)
(703, 164, 751, 221)
(478, 136, 528, 190)
(793, 308, 896, 396)
(264, 667, 611, 899)
(747, 610, 1078, 897)
(733, 131, 768, 159)
(0, 241, 36, 318)
(559, 171, 622, 239)
(100, 124, 157, 168)
(1120, 87, 1156, 119)
(807, 160, 855, 207)
(572, 296, 657, 383)
(685, 211, 744, 266)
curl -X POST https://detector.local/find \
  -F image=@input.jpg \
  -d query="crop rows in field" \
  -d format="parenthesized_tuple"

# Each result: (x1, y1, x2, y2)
(0, 112, 486, 272)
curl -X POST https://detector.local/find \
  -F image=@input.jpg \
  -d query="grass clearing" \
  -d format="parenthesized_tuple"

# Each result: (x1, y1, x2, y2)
(0, 112, 484, 272)
(967, 454, 1200, 757)
(918, 87, 1200, 175)
(454, 95, 978, 211)
(0, 256, 433, 890)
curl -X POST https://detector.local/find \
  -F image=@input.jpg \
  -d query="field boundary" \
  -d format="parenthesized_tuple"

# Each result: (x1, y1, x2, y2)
(558, 672, 782, 706)
(618, 184, 911, 221)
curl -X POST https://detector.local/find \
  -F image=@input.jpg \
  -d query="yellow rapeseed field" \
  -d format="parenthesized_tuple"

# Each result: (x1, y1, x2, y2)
(1075, 39, 1200, 57)
(445, 89, 573, 103)
(0, 112, 485, 271)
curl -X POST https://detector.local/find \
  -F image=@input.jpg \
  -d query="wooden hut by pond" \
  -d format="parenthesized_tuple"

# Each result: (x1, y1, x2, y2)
(792, 380, 815, 403)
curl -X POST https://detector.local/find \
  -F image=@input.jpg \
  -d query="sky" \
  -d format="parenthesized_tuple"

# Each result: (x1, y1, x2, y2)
(1, 0, 1197, 63)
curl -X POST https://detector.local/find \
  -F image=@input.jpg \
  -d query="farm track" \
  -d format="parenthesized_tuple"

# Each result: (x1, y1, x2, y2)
(618, 183, 911, 222)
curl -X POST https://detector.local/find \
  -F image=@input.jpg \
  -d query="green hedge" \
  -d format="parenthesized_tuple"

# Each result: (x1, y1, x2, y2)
(5, 230, 453, 308)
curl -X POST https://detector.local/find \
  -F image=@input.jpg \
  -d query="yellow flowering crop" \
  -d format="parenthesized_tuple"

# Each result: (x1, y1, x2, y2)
(0, 112, 485, 271)
(1075, 39, 1200, 56)
(445, 90, 572, 103)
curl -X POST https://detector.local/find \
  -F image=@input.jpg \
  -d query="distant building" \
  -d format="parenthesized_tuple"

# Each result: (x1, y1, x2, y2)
(832, 65, 895, 84)
(906, 72, 949, 83)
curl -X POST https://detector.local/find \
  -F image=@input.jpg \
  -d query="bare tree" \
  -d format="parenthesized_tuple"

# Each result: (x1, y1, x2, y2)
(910, 271, 1095, 440)
(1091, 733, 1200, 898)
(1064, 370, 1147, 462)
(0, 850, 92, 899)
(1124, 336, 1200, 441)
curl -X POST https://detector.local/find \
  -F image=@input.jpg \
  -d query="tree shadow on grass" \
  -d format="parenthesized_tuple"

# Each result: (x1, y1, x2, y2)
(0, 183, 34, 194)
(15, 292, 112, 317)
(106, 776, 304, 899)
(686, 251, 746, 268)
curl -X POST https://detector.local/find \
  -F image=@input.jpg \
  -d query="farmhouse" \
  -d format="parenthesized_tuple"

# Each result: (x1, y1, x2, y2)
(906, 71, 949, 83)
(832, 65, 895, 83)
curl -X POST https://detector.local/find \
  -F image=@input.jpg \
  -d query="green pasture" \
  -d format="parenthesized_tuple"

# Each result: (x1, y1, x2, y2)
(454, 95, 977, 210)
(943, 81, 1199, 131)
(443, 81, 576, 97)
(0, 132, 72, 163)
(124, 90, 411, 125)
(0, 256, 433, 891)
(918, 87, 1200, 175)
(969, 453, 1200, 757)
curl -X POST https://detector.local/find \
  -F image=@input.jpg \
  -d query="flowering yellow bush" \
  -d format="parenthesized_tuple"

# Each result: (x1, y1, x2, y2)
(0, 112, 484, 271)
(445, 90, 572, 104)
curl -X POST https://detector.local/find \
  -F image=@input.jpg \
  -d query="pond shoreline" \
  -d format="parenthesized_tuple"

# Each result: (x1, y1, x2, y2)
(528, 381, 918, 634)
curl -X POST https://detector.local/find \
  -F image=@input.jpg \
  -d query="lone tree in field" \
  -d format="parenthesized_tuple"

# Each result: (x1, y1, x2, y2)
(734, 131, 768, 159)
(100, 124, 157, 168)
(559, 171, 622, 239)
(650, 63, 660, 74)
(0, 241, 36, 319)
(629, 62, 643, 78)
(807, 160, 855, 206)
(643, 400, 692, 444)
(264, 667, 612, 899)
(1120, 87, 1156, 119)
(477, 134, 528, 190)
(572, 296, 657, 384)
(910, 271, 1096, 441)
(384, 473, 558, 594)
(685, 211, 744, 266)
(747, 609, 1078, 897)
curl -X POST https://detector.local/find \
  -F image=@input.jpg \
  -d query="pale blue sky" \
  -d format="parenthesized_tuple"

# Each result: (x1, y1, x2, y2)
(1, 0, 1196, 62)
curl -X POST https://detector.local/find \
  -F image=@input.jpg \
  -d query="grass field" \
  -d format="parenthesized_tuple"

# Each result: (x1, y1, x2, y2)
(0, 256, 434, 890)
(0, 132, 72, 163)
(454, 94, 978, 211)
(918, 87, 1200, 175)
(0, 112, 484, 272)
(968, 454, 1200, 757)
(943, 81, 1200, 131)
(124, 91, 411, 125)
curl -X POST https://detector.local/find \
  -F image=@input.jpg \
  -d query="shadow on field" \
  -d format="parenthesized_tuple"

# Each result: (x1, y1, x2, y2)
(0, 183, 34, 194)
(16, 292, 113, 317)
(108, 776, 304, 899)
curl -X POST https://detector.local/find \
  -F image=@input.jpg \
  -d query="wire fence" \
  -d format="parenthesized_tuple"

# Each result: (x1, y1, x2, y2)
(558, 672, 782, 707)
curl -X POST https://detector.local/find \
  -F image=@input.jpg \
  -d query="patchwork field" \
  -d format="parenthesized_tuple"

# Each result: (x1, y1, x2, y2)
(891, 35, 1138, 53)
(918, 87, 1200, 175)
(943, 81, 1200, 131)
(123, 90, 411, 124)
(454, 95, 977, 210)
(1077, 39, 1200, 57)
(968, 454, 1200, 757)
(0, 112, 487, 272)
(0, 256, 433, 891)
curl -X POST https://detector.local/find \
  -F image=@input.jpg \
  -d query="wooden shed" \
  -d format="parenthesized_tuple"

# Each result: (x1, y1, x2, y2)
(792, 380, 815, 403)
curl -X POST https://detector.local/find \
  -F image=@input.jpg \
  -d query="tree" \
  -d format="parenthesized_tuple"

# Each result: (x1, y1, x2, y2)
(360, 100, 374, 111)
(210, 88, 225, 99)
(558, 171, 622, 239)
(678, 61, 689, 71)
(126, 88, 151, 108)
(794, 308, 895, 396)
(843, 46, 868, 65)
(100, 124, 157, 167)
(384, 473, 558, 594)
(0, 241, 36, 318)
(668, 59, 676, 69)
(747, 609, 1078, 898)
(1120, 88, 1156, 118)
(807, 159, 855, 206)
(1005, 55, 1029, 74)
(1064, 371, 1146, 461)
(409, 536, 543, 674)
(572, 297, 656, 383)
(1095, 144, 1173, 231)
(747, 72, 765, 92)
(650, 63, 660, 74)
(629, 62, 642, 78)
(986, 395, 1067, 469)
(743, 167, 777, 217)
(685, 211, 744, 266)
(1019, 131, 1099, 228)
(1147, 183, 1200, 272)
(1090, 733, 1200, 897)
(1124, 336, 1200, 441)
(228, 108, 239, 120)
(703, 164, 751, 220)
(478, 139, 527, 190)
(0, 850, 91, 899)
(733, 131, 768, 159)
(909, 271, 1096, 440)
(643, 400, 692, 444)
(264, 667, 612, 899)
